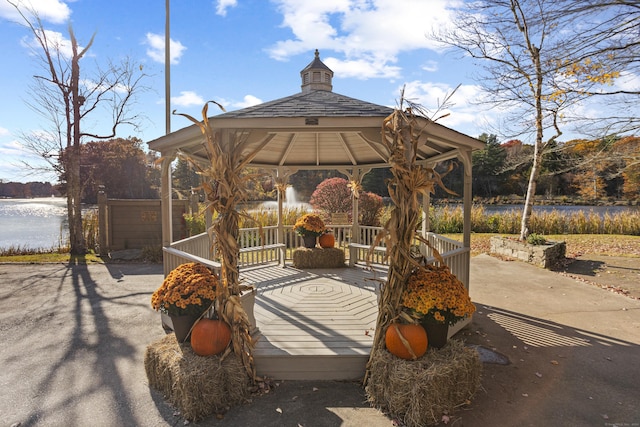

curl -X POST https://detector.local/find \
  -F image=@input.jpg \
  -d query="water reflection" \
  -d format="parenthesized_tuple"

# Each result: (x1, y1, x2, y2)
(0, 198, 68, 250)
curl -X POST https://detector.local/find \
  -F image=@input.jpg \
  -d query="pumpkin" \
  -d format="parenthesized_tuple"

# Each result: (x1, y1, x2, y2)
(319, 233, 335, 248)
(385, 322, 428, 360)
(190, 319, 232, 356)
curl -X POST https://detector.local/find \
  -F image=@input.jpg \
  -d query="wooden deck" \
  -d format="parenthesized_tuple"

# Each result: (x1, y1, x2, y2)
(239, 263, 387, 380)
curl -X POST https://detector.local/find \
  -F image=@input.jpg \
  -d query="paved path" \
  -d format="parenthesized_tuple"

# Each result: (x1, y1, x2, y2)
(0, 257, 638, 426)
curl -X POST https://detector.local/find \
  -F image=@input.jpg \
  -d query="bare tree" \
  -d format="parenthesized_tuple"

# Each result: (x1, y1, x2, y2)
(432, 0, 638, 240)
(8, 2, 147, 254)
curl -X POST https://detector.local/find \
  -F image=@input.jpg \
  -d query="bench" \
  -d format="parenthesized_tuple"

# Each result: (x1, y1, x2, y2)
(163, 246, 221, 274)
(348, 243, 387, 266)
(239, 243, 286, 267)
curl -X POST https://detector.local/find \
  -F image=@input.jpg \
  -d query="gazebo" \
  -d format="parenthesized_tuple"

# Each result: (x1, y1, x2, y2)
(149, 49, 483, 265)
(147, 51, 485, 379)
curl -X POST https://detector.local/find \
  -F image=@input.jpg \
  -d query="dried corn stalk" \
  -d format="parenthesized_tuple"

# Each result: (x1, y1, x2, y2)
(174, 102, 270, 382)
(364, 97, 456, 383)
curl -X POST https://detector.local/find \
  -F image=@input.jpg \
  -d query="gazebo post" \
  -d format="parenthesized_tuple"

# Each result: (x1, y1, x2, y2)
(421, 164, 432, 255)
(273, 167, 294, 266)
(160, 151, 176, 247)
(458, 148, 473, 287)
(351, 168, 360, 245)
(276, 168, 286, 266)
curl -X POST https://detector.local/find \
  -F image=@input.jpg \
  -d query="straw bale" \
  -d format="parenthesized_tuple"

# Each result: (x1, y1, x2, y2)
(292, 247, 345, 269)
(144, 334, 251, 421)
(365, 339, 482, 426)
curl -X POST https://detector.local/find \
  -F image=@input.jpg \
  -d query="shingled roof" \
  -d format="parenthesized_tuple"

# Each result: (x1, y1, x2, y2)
(215, 90, 393, 119)
(148, 50, 483, 169)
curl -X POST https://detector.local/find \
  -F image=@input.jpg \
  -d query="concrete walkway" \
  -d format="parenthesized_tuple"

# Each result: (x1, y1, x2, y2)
(0, 256, 638, 426)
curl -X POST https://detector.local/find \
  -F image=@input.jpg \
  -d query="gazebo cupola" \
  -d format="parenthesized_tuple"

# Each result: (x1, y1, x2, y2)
(300, 49, 333, 93)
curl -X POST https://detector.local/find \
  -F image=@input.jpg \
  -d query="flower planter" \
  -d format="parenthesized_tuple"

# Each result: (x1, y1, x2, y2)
(490, 236, 566, 269)
(422, 321, 449, 349)
(240, 287, 257, 334)
(170, 314, 200, 342)
(302, 235, 317, 248)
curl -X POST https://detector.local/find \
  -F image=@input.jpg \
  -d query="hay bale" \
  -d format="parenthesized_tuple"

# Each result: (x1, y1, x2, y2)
(292, 247, 345, 268)
(365, 339, 482, 426)
(144, 334, 250, 421)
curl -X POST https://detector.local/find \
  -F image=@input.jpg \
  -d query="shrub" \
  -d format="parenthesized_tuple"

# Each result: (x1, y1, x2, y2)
(359, 191, 383, 226)
(526, 233, 547, 245)
(309, 177, 383, 226)
(310, 177, 352, 222)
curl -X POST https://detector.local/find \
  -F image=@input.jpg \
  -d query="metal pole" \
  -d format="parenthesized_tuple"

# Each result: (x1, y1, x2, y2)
(162, 0, 173, 247)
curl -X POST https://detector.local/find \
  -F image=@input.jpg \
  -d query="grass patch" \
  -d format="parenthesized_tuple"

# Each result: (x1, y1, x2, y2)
(442, 233, 640, 258)
(0, 252, 103, 264)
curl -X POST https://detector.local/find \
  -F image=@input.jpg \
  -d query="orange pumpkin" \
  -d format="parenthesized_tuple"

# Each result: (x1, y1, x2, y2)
(319, 233, 335, 248)
(190, 319, 232, 356)
(385, 322, 428, 360)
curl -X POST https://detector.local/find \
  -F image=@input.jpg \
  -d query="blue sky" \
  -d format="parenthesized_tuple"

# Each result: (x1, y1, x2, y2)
(0, 0, 636, 184)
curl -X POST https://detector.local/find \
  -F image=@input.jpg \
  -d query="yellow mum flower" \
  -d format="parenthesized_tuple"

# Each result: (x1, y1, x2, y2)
(150, 262, 218, 316)
(401, 264, 475, 326)
(294, 214, 326, 237)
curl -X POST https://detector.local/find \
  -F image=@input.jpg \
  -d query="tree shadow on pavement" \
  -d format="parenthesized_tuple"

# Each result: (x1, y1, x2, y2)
(1, 261, 165, 426)
(461, 304, 640, 427)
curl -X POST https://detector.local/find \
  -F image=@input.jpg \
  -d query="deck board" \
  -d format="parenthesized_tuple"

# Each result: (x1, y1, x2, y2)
(240, 264, 386, 379)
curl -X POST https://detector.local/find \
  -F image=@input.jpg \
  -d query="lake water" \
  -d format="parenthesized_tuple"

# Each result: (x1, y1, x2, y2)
(0, 198, 69, 250)
(1, 198, 637, 251)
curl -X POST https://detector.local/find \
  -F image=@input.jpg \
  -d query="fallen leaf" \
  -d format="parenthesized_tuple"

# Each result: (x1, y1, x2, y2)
(312, 387, 319, 392)
(276, 407, 283, 414)
(535, 372, 542, 378)
(292, 395, 298, 401)
(522, 393, 529, 397)
(550, 360, 559, 365)
(442, 414, 450, 424)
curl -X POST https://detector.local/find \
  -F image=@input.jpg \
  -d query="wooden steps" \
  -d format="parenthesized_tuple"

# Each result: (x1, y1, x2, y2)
(240, 264, 385, 380)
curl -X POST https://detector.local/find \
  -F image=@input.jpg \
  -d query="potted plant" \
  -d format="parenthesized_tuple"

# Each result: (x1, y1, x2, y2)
(401, 264, 475, 348)
(151, 262, 218, 342)
(294, 213, 326, 248)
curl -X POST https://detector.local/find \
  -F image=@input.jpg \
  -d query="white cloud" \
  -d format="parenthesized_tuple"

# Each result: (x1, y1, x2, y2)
(171, 91, 205, 107)
(0, 0, 70, 24)
(21, 29, 73, 58)
(421, 60, 439, 73)
(232, 95, 263, 109)
(0, 127, 9, 137)
(145, 33, 186, 65)
(615, 71, 640, 92)
(324, 56, 401, 79)
(267, 0, 460, 79)
(0, 139, 26, 157)
(215, 0, 238, 16)
(401, 80, 490, 136)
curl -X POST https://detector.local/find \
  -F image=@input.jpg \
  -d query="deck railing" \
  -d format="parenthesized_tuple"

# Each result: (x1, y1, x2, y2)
(162, 225, 470, 288)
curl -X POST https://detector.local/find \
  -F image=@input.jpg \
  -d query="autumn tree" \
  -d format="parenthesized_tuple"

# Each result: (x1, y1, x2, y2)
(173, 158, 201, 199)
(472, 133, 506, 197)
(309, 177, 384, 226)
(70, 137, 158, 204)
(8, 2, 147, 254)
(432, 0, 634, 239)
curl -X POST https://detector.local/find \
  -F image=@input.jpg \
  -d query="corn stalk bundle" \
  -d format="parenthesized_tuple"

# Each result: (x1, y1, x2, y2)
(175, 102, 271, 382)
(365, 102, 454, 382)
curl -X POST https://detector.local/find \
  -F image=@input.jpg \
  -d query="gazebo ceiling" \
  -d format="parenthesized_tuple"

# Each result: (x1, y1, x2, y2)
(148, 51, 484, 170)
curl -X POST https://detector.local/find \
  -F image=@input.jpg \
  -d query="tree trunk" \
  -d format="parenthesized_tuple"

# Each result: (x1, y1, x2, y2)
(519, 152, 542, 240)
(69, 27, 86, 255)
